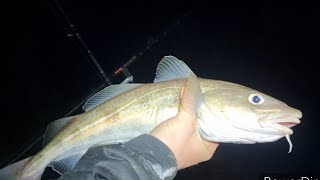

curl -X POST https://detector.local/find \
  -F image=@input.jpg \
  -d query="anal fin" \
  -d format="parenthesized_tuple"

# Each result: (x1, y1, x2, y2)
(48, 150, 86, 175)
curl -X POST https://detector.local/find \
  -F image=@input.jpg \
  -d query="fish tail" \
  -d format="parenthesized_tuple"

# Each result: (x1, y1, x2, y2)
(0, 156, 43, 180)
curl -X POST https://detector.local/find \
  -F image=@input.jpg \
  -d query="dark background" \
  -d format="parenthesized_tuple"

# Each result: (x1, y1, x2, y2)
(2, 1, 319, 179)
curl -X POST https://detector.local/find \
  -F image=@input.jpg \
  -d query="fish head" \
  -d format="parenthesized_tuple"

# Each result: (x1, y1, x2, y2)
(199, 80, 302, 152)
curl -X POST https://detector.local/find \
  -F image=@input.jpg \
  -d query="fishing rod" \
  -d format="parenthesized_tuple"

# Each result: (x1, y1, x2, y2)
(48, 0, 112, 86)
(5, 1, 194, 166)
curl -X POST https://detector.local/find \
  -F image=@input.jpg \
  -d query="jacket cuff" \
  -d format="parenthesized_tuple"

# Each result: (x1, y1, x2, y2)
(125, 134, 177, 180)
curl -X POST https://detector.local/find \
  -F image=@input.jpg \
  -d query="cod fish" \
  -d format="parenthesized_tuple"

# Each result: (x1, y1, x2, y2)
(0, 56, 302, 180)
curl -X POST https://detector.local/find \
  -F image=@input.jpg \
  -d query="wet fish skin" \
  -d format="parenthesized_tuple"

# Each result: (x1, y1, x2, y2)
(0, 56, 302, 180)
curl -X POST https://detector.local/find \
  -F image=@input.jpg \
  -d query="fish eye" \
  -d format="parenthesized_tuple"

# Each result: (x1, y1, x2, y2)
(248, 93, 264, 105)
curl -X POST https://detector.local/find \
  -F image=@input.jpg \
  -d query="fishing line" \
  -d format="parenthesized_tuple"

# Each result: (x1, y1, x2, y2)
(6, 1, 194, 166)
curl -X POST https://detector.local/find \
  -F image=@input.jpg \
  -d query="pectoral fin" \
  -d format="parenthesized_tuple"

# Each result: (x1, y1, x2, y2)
(179, 72, 204, 118)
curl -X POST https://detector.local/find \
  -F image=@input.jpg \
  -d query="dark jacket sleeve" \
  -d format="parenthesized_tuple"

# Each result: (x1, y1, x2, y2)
(58, 134, 177, 180)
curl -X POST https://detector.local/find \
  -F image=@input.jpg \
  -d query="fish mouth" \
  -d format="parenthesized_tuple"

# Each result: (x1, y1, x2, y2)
(270, 115, 301, 135)
(278, 122, 299, 128)
(260, 108, 302, 135)
(261, 110, 302, 153)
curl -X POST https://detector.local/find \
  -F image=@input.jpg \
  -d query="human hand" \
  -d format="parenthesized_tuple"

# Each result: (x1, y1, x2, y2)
(150, 73, 219, 170)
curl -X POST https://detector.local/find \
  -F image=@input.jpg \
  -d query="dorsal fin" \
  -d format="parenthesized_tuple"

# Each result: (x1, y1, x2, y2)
(43, 116, 75, 146)
(154, 55, 194, 83)
(82, 84, 142, 112)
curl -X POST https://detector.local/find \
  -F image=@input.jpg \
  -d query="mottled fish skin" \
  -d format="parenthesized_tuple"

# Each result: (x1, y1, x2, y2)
(19, 79, 185, 179)
(17, 78, 232, 178)
(20, 78, 302, 179)
(0, 56, 302, 180)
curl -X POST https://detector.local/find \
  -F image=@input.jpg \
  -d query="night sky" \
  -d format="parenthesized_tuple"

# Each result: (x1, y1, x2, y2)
(2, 1, 319, 179)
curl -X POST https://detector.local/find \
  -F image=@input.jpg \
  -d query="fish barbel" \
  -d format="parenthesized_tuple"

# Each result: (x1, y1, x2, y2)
(0, 56, 302, 180)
